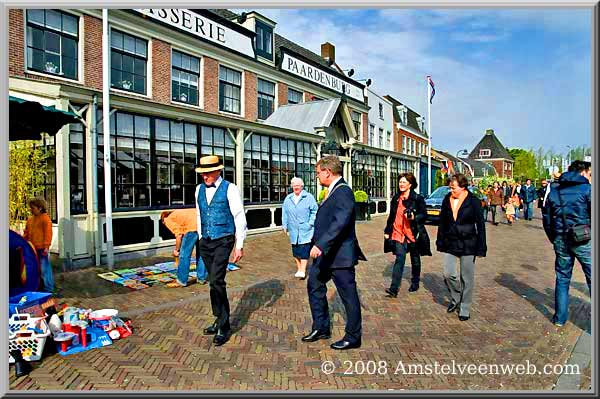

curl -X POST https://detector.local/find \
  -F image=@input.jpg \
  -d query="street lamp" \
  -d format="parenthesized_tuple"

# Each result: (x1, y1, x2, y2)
(456, 149, 468, 158)
(351, 148, 371, 219)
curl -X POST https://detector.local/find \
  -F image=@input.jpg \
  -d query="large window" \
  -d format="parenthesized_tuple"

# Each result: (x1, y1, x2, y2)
(110, 30, 147, 94)
(351, 111, 362, 136)
(288, 88, 303, 105)
(97, 110, 236, 211)
(255, 21, 273, 60)
(244, 133, 316, 204)
(172, 50, 200, 106)
(69, 105, 86, 214)
(26, 9, 79, 79)
(352, 154, 386, 199)
(390, 158, 411, 194)
(219, 65, 242, 114)
(386, 131, 391, 149)
(369, 124, 375, 146)
(378, 128, 384, 148)
(257, 79, 275, 120)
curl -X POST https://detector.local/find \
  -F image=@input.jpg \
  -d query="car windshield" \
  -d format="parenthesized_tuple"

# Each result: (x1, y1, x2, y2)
(428, 186, 450, 199)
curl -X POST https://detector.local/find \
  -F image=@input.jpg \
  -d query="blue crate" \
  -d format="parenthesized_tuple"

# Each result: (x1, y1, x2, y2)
(8, 291, 52, 316)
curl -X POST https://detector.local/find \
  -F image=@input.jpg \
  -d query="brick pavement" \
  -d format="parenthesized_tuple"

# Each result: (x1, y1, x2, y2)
(9, 210, 592, 391)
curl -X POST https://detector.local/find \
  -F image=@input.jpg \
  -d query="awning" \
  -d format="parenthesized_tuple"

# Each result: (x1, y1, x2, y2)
(9, 95, 82, 141)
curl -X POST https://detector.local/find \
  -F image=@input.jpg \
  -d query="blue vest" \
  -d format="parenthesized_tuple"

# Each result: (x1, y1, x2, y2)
(197, 180, 235, 240)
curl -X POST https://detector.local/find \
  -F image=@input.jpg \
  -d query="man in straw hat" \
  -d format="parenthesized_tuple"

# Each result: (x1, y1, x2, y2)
(195, 155, 247, 346)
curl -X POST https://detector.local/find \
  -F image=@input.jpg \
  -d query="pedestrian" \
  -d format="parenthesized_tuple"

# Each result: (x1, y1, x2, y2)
(501, 181, 511, 205)
(521, 178, 537, 221)
(282, 177, 318, 280)
(23, 198, 54, 293)
(512, 179, 522, 220)
(303, 156, 366, 350)
(383, 172, 431, 296)
(537, 179, 548, 209)
(488, 181, 504, 225)
(482, 185, 492, 222)
(505, 197, 516, 225)
(543, 160, 591, 327)
(160, 209, 208, 288)
(195, 155, 247, 346)
(436, 174, 487, 321)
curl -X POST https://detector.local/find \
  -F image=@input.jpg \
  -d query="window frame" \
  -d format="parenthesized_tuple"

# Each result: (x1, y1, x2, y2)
(351, 111, 362, 137)
(257, 78, 276, 120)
(479, 149, 491, 158)
(25, 9, 80, 80)
(110, 29, 148, 95)
(255, 20, 274, 61)
(368, 124, 375, 147)
(218, 64, 242, 115)
(171, 49, 200, 107)
(287, 87, 303, 105)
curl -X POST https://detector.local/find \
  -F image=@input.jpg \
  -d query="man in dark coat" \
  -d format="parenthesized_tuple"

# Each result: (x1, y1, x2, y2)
(436, 174, 487, 321)
(537, 179, 548, 209)
(303, 156, 366, 350)
(520, 178, 537, 220)
(543, 160, 591, 327)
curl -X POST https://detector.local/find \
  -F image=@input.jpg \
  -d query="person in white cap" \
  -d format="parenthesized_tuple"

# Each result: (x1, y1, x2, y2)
(194, 155, 247, 346)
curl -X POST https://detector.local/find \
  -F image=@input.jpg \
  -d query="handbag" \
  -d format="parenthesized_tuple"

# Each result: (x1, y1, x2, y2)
(557, 188, 591, 244)
(384, 238, 395, 254)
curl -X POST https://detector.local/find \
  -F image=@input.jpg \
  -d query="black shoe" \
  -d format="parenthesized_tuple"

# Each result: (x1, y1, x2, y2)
(408, 283, 419, 292)
(203, 322, 218, 335)
(385, 288, 398, 298)
(447, 303, 459, 313)
(330, 339, 361, 350)
(493, 222, 499, 226)
(458, 315, 470, 321)
(213, 330, 230, 346)
(10, 350, 31, 378)
(301, 329, 331, 342)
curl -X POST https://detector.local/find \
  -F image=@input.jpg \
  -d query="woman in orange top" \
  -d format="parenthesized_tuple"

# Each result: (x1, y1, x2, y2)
(383, 172, 431, 297)
(23, 198, 54, 292)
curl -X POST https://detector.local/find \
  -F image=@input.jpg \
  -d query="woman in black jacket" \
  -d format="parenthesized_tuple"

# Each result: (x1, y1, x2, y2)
(384, 172, 432, 297)
(436, 174, 487, 321)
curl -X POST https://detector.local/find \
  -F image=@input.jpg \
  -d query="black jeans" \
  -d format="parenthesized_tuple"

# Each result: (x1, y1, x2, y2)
(490, 205, 497, 223)
(389, 240, 421, 293)
(198, 235, 236, 332)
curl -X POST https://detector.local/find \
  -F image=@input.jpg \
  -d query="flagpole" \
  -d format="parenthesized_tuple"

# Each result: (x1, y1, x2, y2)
(427, 76, 432, 195)
(103, 9, 114, 269)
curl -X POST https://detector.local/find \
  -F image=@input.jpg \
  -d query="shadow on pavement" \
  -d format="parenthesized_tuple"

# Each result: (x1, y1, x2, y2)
(230, 279, 284, 333)
(495, 272, 591, 332)
(520, 263, 539, 271)
(421, 272, 449, 308)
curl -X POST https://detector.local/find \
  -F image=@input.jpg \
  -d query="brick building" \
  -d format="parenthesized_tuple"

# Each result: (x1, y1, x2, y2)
(9, 8, 412, 266)
(468, 129, 514, 179)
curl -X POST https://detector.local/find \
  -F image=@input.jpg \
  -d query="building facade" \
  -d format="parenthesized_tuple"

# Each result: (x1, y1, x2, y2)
(468, 129, 514, 179)
(9, 8, 418, 266)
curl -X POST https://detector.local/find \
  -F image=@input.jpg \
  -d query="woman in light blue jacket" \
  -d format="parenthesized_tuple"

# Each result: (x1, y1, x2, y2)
(282, 177, 318, 279)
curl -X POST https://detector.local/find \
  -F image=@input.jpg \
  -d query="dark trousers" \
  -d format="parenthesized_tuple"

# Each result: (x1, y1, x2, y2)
(490, 205, 498, 223)
(307, 261, 362, 343)
(389, 241, 421, 293)
(198, 235, 235, 332)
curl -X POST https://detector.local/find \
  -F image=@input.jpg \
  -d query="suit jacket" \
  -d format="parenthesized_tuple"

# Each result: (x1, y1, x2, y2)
(313, 178, 366, 268)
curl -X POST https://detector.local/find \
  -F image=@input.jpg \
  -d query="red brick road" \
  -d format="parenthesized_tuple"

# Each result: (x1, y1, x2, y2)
(9, 210, 591, 391)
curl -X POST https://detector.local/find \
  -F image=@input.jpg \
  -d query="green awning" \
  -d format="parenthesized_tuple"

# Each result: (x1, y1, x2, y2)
(9, 95, 82, 141)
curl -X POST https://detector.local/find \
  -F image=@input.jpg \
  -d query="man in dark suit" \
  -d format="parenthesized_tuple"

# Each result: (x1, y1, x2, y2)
(303, 156, 366, 350)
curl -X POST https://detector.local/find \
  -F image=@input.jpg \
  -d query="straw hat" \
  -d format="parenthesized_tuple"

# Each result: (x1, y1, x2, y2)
(195, 155, 224, 173)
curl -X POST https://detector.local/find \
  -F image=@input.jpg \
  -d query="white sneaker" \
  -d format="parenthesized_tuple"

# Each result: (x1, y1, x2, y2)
(294, 271, 306, 279)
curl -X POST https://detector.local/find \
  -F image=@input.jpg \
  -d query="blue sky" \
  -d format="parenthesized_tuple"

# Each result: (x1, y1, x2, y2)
(242, 8, 592, 156)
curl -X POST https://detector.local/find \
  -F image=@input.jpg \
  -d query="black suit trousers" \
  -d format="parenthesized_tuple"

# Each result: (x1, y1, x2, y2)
(307, 259, 362, 343)
(198, 235, 235, 332)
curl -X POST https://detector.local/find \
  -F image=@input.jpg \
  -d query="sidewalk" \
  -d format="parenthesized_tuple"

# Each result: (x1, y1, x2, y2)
(9, 211, 592, 391)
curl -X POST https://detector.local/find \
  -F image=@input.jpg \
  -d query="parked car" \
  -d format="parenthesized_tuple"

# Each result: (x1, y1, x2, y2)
(424, 186, 488, 224)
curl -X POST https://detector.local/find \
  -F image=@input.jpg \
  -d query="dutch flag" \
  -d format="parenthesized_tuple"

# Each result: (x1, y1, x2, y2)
(427, 75, 435, 104)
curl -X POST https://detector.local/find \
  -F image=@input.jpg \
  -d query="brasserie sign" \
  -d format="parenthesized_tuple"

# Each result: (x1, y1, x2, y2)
(281, 52, 364, 102)
(134, 9, 255, 58)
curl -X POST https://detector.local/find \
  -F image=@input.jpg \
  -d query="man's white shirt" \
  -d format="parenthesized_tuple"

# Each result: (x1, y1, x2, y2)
(195, 176, 247, 250)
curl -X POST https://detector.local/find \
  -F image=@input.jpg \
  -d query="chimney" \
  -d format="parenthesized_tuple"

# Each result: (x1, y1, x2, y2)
(321, 42, 335, 65)
(485, 128, 494, 135)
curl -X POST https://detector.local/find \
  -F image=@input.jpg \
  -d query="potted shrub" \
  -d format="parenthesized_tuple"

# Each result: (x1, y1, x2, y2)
(354, 190, 368, 221)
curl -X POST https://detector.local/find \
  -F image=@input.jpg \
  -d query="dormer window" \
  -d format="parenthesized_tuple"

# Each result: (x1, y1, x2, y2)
(479, 149, 491, 158)
(255, 20, 273, 61)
